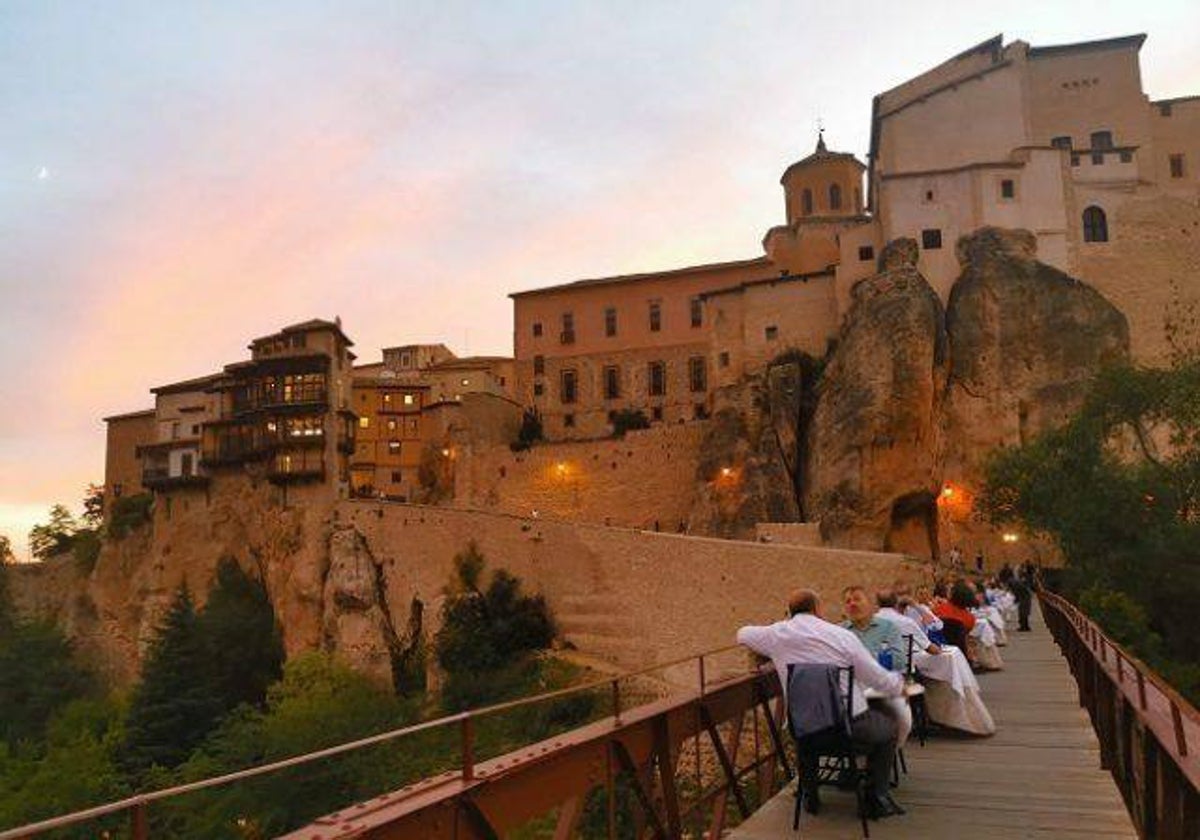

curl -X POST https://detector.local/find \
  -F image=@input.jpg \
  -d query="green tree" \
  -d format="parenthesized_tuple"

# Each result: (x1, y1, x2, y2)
(0, 537, 12, 634)
(981, 358, 1200, 700)
(435, 543, 556, 710)
(198, 559, 285, 717)
(0, 698, 128, 838)
(81, 484, 105, 529)
(28, 505, 78, 561)
(123, 585, 221, 774)
(0, 619, 90, 747)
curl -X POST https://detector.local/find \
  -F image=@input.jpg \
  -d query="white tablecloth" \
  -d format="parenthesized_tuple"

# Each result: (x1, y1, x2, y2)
(916, 646, 996, 735)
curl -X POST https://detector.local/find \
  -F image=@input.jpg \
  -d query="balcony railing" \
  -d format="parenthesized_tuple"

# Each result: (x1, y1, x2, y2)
(141, 467, 210, 491)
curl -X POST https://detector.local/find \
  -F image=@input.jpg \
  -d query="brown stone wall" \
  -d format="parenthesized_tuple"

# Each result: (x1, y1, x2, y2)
(341, 501, 926, 672)
(453, 422, 706, 531)
(1072, 195, 1200, 364)
(103, 411, 155, 515)
(518, 342, 715, 440)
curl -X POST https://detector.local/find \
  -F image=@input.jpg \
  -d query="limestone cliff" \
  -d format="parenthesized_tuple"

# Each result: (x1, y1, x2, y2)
(805, 228, 1130, 557)
(805, 238, 948, 552)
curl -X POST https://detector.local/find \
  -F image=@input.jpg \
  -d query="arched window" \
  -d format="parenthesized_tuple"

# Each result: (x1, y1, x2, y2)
(802, 188, 813, 216)
(1082, 205, 1108, 243)
(829, 183, 842, 211)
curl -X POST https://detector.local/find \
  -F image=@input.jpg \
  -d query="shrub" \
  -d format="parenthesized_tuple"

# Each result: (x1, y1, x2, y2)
(510, 409, 544, 451)
(72, 529, 102, 573)
(610, 408, 650, 438)
(108, 493, 153, 539)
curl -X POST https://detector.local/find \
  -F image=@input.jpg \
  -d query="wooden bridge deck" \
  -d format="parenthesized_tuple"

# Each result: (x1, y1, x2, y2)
(729, 605, 1137, 839)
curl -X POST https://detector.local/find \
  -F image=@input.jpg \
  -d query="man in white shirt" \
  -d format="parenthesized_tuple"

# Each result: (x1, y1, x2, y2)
(876, 590, 941, 671)
(736, 589, 907, 818)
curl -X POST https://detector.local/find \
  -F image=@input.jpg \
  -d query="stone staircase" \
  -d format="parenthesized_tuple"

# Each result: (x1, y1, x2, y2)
(553, 593, 648, 668)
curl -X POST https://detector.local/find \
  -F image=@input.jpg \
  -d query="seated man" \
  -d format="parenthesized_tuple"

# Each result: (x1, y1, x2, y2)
(876, 590, 941, 669)
(737, 589, 907, 818)
(841, 586, 914, 749)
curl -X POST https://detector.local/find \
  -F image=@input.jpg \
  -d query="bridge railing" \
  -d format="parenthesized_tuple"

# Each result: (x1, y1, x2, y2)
(0, 644, 790, 839)
(1038, 590, 1200, 839)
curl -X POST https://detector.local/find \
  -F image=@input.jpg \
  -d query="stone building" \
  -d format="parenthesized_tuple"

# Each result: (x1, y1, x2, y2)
(511, 32, 1198, 442)
(348, 377, 428, 501)
(101, 409, 155, 514)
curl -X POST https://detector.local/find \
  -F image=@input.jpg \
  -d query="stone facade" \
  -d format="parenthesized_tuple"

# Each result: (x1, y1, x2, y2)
(453, 422, 707, 531)
(101, 409, 155, 515)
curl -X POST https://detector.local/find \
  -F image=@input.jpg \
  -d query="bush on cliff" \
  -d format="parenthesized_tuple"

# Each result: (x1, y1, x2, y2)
(510, 408, 544, 451)
(107, 493, 153, 539)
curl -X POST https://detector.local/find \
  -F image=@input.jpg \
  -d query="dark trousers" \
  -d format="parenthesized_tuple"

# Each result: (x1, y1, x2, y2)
(797, 709, 898, 797)
(1017, 595, 1032, 630)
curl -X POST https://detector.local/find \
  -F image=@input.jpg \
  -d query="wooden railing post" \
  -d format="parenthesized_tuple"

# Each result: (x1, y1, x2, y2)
(461, 714, 475, 782)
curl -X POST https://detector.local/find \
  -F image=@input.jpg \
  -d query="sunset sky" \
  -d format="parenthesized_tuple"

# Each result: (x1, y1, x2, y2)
(3, 1, 1198, 557)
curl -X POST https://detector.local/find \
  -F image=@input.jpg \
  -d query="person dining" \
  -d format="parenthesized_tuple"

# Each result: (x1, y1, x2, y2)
(736, 588, 907, 818)
(841, 586, 914, 750)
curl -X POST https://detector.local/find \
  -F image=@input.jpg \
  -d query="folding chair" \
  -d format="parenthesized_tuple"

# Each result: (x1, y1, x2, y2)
(787, 664, 872, 838)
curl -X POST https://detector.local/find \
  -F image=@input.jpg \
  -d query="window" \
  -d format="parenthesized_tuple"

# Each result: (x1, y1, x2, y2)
(388, 440, 401, 454)
(560, 312, 575, 344)
(1082, 205, 1108, 243)
(1119, 150, 1133, 163)
(1091, 130, 1113, 150)
(1051, 136, 1073, 150)
(921, 228, 943, 250)
(181, 453, 194, 477)
(171, 421, 180, 440)
(1170, 154, 1185, 178)
(801, 188, 813, 216)
(690, 297, 703, 328)
(858, 245, 875, 262)
(533, 355, 545, 375)
(1071, 153, 1081, 167)
(924, 189, 934, 203)
(560, 369, 577, 404)
(533, 382, 544, 397)
(718, 351, 730, 368)
(829, 183, 842, 210)
(694, 403, 710, 420)
(764, 325, 779, 341)
(400, 352, 411, 368)
(604, 306, 617, 337)
(649, 302, 662, 332)
(387, 419, 397, 431)
(689, 356, 707, 392)
(359, 416, 370, 429)
(1159, 102, 1173, 117)
(1091, 150, 1105, 166)
(648, 361, 666, 396)
(532, 322, 543, 337)
(391, 471, 403, 483)
(651, 406, 663, 421)
(1000, 179, 1015, 199)
(403, 393, 415, 405)
(563, 414, 575, 428)
(603, 365, 620, 400)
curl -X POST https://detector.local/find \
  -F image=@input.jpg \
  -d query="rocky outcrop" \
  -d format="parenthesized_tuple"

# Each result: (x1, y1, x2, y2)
(804, 228, 1130, 558)
(942, 228, 1130, 482)
(805, 238, 948, 551)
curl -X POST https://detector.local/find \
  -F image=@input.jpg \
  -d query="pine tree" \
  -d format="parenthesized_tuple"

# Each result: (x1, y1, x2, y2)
(122, 585, 221, 773)
(198, 558, 284, 715)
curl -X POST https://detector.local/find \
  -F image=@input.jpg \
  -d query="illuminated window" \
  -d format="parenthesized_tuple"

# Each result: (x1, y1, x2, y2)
(359, 417, 370, 429)
(403, 393, 416, 405)
(460, 377, 470, 387)
(387, 419, 397, 431)
(388, 440, 400, 454)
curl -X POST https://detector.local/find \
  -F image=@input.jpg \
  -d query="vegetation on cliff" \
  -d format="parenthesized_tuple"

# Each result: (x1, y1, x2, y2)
(0, 547, 596, 838)
(981, 356, 1200, 702)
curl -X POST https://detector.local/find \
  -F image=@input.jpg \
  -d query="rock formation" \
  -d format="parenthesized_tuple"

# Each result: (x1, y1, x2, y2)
(805, 238, 948, 552)
(804, 227, 1130, 558)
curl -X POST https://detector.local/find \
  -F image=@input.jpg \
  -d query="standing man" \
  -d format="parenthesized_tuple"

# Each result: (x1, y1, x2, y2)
(974, 550, 985, 574)
(1010, 571, 1033, 632)
(736, 589, 907, 818)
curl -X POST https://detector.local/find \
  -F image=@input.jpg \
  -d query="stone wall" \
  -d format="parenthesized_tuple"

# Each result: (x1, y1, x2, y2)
(339, 501, 925, 674)
(453, 422, 707, 531)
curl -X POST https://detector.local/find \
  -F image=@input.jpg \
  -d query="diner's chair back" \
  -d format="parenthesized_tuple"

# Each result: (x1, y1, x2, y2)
(785, 663, 851, 740)
(940, 617, 969, 651)
(902, 633, 916, 678)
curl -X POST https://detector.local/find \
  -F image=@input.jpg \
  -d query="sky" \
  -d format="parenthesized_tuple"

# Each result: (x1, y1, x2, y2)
(2, 1, 1198, 558)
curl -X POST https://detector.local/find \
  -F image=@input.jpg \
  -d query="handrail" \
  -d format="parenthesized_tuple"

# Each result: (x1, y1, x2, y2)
(1038, 589, 1199, 839)
(0, 642, 749, 839)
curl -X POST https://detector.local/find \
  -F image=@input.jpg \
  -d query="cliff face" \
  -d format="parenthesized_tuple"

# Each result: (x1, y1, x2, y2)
(805, 227, 1130, 558)
(805, 238, 948, 551)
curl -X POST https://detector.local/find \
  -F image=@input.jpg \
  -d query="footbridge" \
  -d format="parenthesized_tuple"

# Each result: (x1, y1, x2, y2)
(2, 594, 1197, 839)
